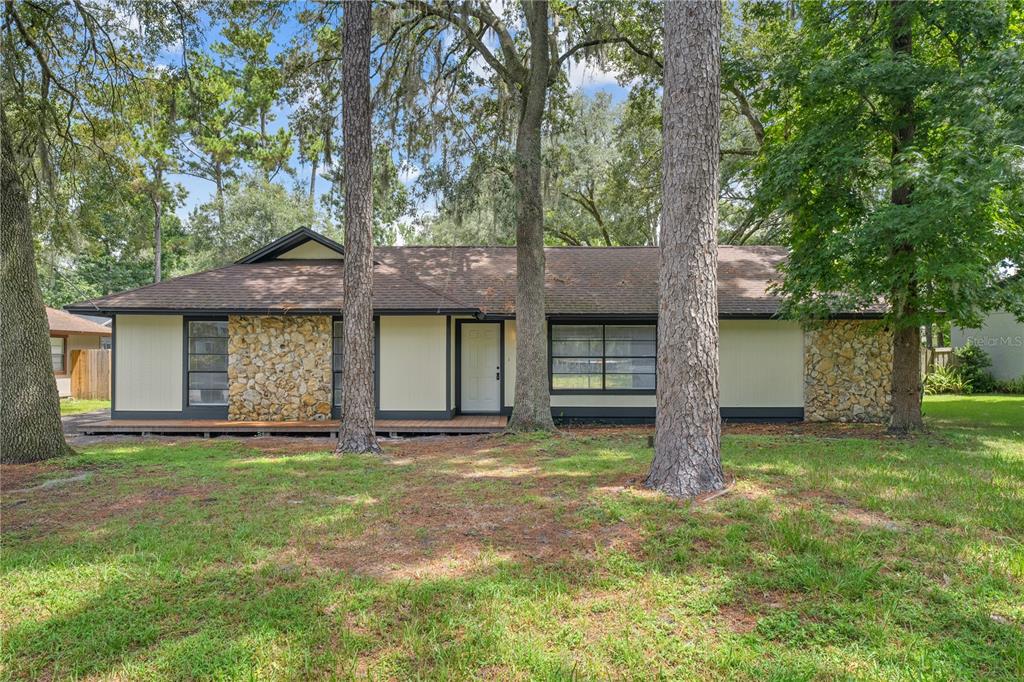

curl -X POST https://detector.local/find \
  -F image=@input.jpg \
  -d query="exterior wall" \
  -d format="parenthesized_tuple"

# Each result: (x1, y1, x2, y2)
(504, 320, 516, 409)
(227, 315, 332, 421)
(114, 315, 183, 412)
(951, 311, 1024, 381)
(804, 320, 892, 423)
(276, 241, 342, 259)
(720, 320, 804, 408)
(378, 316, 448, 414)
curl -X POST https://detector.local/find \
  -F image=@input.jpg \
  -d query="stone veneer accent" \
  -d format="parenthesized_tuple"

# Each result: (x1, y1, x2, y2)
(228, 315, 333, 421)
(804, 320, 893, 423)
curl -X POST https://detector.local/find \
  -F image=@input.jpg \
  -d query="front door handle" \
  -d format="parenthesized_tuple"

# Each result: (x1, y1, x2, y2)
(496, 367, 501, 381)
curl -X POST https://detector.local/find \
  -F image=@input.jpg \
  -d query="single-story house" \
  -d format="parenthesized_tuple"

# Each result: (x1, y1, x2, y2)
(951, 311, 1024, 381)
(65, 228, 893, 425)
(46, 306, 112, 398)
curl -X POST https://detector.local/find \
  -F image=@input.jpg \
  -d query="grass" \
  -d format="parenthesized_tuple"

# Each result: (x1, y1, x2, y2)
(59, 398, 109, 415)
(2, 396, 1022, 680)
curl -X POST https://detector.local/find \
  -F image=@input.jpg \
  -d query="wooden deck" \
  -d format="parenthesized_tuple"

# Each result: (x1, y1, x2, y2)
(73, 414, 507, 436)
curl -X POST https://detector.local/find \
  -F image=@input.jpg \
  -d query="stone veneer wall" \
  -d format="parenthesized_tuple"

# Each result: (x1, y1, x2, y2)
(804, 320, 893, 423)
(228, 315, 333, 421)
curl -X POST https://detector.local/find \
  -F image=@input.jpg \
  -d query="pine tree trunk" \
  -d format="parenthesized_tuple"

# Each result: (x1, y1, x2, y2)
(337, 0, 380, 454)
(887, 0, 924, 434)
(507, 0, 555, 432)
(0, 111, 73, 463)
(644, 0, 725, 499)
(153, 166, 162, 283)
(215, 162, 226, 229)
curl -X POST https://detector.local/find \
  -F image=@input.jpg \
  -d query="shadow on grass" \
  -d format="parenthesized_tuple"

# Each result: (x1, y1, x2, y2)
(2, 421, 1023, 679)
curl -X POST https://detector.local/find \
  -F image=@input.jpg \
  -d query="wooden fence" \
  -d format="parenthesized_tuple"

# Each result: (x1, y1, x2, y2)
(70, 349, 111, 400)
(922, 346, 953, 377)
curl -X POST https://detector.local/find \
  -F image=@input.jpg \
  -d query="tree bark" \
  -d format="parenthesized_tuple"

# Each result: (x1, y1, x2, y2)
(152, 165, 162, 283)
(888, 0, 924, 434)
(337, 0, 380, 454)
(507, 0, 555, 432)
(0, 110, 73, 463)
(644, 0, 725, 498)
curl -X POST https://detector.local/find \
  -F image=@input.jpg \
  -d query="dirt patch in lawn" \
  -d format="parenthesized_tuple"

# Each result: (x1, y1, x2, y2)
(278, 433, 648, 580)
(1, 462, 61, 493)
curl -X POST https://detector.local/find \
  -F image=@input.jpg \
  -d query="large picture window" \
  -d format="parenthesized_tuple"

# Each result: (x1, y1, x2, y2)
(551, 323, 656, 392)
(187, 319, 228, 406)
(50, 337, 66, 373)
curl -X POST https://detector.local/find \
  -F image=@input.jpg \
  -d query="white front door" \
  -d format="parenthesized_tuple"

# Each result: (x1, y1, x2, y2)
(461, 323, 501, 413)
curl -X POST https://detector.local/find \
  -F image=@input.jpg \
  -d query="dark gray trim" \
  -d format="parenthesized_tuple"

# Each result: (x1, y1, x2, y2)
(376, 410, 454, 420)
(110, 315, 116, 411)
(549, 406, 804, 423)
(552, 407, 656, 421)
(721, 407, 804, 421)
(235, 227, 346, 264)
(182, 316, 229, 418)
(454, 319, 504, 415)
(65, 306, 478, 317)
(373, 315, 381, 412)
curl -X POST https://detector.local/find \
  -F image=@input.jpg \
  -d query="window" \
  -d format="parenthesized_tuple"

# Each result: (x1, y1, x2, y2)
(551, 323, 656, 391)
(187, 320, 228, 406)
(50, 337, 66, 373)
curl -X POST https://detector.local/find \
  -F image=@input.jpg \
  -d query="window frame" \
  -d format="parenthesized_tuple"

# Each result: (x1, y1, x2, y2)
(50, 335, 68, 375)
(183, 316, 229, 414)
(548, 319, 657, 395)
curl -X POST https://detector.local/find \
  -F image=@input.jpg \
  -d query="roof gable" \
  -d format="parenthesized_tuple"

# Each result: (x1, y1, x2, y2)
(235, 227, 345, 263)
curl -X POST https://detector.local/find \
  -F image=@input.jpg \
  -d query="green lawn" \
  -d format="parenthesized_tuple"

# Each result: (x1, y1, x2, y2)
(59, 398, 110, 415)
(3, 397, 1022, 679)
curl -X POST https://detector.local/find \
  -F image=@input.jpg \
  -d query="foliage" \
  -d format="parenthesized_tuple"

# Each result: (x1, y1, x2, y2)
(994, 375, 1024, 395)
(186, 175, 321, 270)
(755, 1, 1024, 327)
(3, 397, 1022, 677)
(952, 342, 997, 394)
(923, 365, 970, 395)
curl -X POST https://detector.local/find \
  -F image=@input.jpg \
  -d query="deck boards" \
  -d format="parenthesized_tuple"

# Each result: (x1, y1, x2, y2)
(74, 414, 507, 436)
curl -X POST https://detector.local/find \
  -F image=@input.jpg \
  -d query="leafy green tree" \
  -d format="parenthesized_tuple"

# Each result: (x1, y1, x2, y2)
(1, 0, 183, 461)
(755, 0, 1024, 431)
(186, 174, 320, 269)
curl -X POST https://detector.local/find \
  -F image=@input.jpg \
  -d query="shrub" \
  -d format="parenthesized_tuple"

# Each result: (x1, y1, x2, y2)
(994, 375, 1024, 395)
(924, 365, 971, 395)
(952, 342, 996, 393)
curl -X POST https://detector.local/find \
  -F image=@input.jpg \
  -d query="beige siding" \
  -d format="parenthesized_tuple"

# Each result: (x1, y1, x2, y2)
(720, 320, 803, 407)
(378, 316, 447, 412)
(276, 241, 342, 259)
(114, 315, 183, 411)
(504, 320, 516, 408)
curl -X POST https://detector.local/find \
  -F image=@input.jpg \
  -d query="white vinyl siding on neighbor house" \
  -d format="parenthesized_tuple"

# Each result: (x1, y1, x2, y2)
(377, 316, 448, 413)
(952, 311, 1024, 381)
(275, 241, 343, 259)
(114, 315, 183, 412)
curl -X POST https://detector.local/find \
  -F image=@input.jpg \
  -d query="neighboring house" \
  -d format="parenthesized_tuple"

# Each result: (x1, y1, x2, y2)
(66, 228, 893, 424)
(46, 307, 112, 398)
(78, 314, 113, 349)
(951, 312, 1024, 381)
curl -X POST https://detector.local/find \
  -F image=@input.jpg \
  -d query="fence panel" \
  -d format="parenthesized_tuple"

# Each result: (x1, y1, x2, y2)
(70, 349, 111, 400)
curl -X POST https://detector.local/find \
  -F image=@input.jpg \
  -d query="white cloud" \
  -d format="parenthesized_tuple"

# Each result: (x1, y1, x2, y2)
(565, 62, 623, 89)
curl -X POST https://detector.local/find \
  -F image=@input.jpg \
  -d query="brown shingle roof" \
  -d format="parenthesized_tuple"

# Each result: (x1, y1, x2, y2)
(46, 307, 112, 335)
(65, 245, 793, 318)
